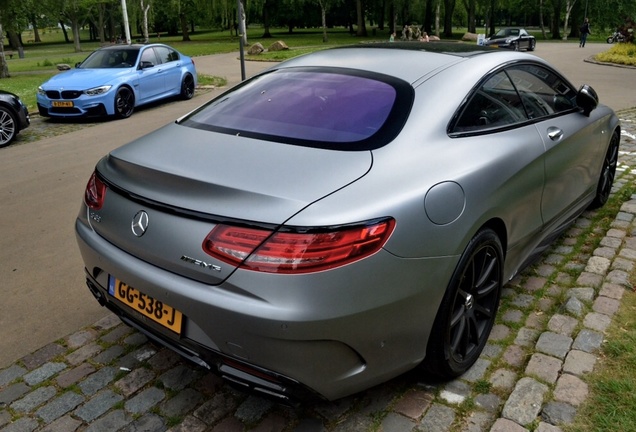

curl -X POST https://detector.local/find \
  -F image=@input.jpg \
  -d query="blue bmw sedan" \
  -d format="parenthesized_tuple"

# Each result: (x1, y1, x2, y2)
(37, 43, 197, 119)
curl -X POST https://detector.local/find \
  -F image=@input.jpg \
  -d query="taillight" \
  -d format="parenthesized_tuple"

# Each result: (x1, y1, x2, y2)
(202, 219, 395, 274)
(84, 171, 106, 210)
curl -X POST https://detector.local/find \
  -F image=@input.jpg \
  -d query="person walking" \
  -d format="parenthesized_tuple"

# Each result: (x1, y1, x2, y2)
(580, 18, 591, 47)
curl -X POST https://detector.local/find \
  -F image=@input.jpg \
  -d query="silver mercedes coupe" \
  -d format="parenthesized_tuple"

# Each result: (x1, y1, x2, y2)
(76, 42, 620, 402)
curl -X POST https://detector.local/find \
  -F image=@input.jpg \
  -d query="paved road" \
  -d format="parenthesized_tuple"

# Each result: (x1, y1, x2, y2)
(0, 42, 633, 370)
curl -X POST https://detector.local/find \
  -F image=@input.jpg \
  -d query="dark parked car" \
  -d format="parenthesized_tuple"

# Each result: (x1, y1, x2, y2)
(485, 28, 536, 51)
(0, 90, 30, 148)
(76, 42, 619, 402)
(37, 43, 197, 119)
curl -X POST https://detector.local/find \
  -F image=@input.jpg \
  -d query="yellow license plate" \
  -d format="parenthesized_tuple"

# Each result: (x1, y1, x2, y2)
(108, 277, 183, 334)
(52, 101, 74, 107)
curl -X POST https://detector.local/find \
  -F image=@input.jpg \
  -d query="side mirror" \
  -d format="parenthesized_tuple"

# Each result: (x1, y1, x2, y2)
(75, 62, 81, 68)
(576, 84, 598, 116)
(139, 61, 154, 70)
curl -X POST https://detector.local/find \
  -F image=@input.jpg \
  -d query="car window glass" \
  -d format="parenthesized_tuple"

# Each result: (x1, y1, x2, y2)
(140, 48, 158, 65)
(506, 65, 577, 119)
(452, 71, 526, 133)
(155, 47, 180, 64)
(182, 69, 409, 149)
(79, 49, 139, 68)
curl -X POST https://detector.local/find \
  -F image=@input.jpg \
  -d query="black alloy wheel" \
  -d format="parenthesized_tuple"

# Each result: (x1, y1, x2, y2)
(422, 228, 503, 378)
(0, 106, 17, 148)
(181, 74, 195, 100)
(589, 130, 620, 209)
(114, 87, 135, 119)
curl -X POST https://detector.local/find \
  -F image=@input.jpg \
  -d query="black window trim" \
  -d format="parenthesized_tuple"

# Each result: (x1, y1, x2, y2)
(180, 66, 416, 151)
(447, 60, 580, 138)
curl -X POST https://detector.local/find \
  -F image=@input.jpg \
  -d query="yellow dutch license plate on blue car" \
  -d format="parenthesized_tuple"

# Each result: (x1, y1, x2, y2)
(52, 101, 74, 107)
(108, 277, 183, 334)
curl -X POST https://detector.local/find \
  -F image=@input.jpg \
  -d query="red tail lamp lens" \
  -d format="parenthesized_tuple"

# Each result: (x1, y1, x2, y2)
(84, 172, 106, 210)
(202, 219, 395, 274)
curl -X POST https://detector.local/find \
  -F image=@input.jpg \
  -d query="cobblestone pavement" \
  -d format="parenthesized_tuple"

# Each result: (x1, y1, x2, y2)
(1, 109, 636, 432)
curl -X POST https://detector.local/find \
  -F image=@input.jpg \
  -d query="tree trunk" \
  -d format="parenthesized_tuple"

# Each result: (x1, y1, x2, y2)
(539, 0, 547, 39)
(551, 0, 562, 39)
(141, 0, 150, 43)
(60, 20, 70, 43)
(238, 0, 247, 45)
(435, 0, 440, 37)
(0, 23, 8, 78)
(97, 4, 105, 43)
(72, 21, 82, 52)
(467, 0, 476, 32)
(489, 0, 496, 36)
(262, 0, 272, 37)
(180, 13, 191, 41)
(319, 0, 329, 42)
(7, 31, 20, 50)
(356, 0, 367, 36)
(443, 0, 455, 36)
(562, 0, 576, 40)
(29, 14, 42, 42)
(424, 0, 433, 34)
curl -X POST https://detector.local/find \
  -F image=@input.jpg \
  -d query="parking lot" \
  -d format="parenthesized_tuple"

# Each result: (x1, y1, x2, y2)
(1, 43, 635, 431)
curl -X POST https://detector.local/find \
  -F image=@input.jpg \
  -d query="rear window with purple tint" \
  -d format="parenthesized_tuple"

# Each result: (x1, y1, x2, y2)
(181, 68, 410, 150)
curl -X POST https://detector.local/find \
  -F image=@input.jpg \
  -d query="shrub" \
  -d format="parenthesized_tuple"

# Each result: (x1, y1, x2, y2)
(595, 43, 636, 66)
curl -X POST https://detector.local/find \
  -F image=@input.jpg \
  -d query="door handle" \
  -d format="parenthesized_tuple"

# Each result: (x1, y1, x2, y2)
(547, 127, 563, 141)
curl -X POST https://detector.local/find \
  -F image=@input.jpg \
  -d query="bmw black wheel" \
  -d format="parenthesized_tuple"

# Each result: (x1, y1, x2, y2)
(0, 106, 17, 148)
(422, 228, 503, 378)
(589, 130, 620, 209)
(181, 74, 195, 100)
(114, 87, 135, 119)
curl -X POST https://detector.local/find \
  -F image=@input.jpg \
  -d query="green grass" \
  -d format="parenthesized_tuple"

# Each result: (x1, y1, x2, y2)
(565, 289, 636, 431)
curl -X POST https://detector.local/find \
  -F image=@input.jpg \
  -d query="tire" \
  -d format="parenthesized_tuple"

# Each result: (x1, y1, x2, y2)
(512, 42, 519, 51)
(589, 130, 620, 209)
(606, 36, 614, 44)
(114, 87, 135, 119)
(181, 74, 195, 100)
(0, 106, 17, 148)
(421, 228, 503, 378)
(528, 40, 536, 51)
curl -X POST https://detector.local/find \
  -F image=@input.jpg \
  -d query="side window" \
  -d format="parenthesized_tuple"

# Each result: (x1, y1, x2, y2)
(452, 71, 526, 133)
(506, 65, 577, 119)
(140, 48, 158, 66)
(155, 47, 180, 64)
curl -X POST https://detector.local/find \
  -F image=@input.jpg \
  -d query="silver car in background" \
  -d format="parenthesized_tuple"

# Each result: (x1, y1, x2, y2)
(76, 42, 620, 402)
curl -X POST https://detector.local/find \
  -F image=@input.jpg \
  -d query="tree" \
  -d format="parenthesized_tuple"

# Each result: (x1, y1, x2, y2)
(140, 0, 151, 42)
(0, 22, 8, 78)
(462, 0, 476, 32)
(355, 0, 367, 36)
(562, 0, 576, 39)
(317, 0, 329, 41)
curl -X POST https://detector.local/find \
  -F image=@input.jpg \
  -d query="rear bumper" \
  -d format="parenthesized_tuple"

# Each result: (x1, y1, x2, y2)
(76, 213, 454, 401)
(83, 272, 317, 404)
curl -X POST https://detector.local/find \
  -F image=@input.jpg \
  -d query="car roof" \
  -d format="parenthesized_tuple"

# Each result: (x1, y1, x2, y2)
(342, 41, 496, 56)
(271, 42, 528, 85)
(97, 44, 162, 52)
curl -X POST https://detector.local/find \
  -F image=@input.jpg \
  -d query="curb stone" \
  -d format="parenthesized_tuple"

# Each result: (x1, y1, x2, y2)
(1, 109, 636, 431)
